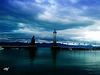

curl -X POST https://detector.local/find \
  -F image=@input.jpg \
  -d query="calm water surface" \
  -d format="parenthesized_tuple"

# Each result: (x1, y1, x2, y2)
(0, 47, 100, 75)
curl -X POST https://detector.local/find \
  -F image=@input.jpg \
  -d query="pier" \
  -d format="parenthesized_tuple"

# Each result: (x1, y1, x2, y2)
(51, 46, 100, 50)
(1, 30, 100, 50)
(50, 29, 100, 50)
(1, 45, 37, 50)
(61, 47, 92, 50)
(1, 35, 37, 50)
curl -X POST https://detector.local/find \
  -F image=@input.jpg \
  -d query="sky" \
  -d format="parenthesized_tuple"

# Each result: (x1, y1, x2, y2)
(0, 0, 100, 44)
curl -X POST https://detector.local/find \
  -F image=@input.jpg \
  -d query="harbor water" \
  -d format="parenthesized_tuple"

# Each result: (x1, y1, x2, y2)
(0, 47, 100, 75)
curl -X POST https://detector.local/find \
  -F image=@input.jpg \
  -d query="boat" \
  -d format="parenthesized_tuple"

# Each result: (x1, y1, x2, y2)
(0, 46, 4, 50)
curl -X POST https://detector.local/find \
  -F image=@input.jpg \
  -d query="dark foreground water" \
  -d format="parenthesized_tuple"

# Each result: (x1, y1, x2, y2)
(0, 47, 100, 75)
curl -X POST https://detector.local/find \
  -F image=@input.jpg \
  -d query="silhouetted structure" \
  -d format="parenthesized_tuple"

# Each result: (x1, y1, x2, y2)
(31, 36, 35, 45)
(28, 35, 37, 50)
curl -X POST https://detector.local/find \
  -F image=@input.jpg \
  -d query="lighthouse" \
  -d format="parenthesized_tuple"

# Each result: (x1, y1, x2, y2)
(51, 29, 60, 50)
(53, 29, 57, 46)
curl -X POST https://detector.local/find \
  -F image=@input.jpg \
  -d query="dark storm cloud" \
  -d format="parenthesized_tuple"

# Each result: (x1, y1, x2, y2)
(0, 0, 100, 43)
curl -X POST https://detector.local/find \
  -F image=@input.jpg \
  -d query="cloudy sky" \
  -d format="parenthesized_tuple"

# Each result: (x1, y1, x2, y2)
(0, 0, 100, 44)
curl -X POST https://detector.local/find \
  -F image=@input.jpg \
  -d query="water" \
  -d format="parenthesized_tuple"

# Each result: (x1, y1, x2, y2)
(0, 47, 100, 75)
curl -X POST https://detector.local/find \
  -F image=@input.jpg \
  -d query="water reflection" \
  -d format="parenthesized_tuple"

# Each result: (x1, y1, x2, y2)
(2, 47, 100, 75)
(28, 49, 37, 63)
(26, 48, 100, 74)
(51, 50, 59, 69)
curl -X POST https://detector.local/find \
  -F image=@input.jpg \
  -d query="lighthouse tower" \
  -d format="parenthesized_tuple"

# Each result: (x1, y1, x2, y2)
(51, 29, 60, 50)
(53, 29, 57, 46)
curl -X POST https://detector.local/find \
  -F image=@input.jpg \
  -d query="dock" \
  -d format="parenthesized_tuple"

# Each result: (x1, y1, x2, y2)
(1, 45, 37, 50)
(1, 45, 100, 50)
(51, 46, 100, 50)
